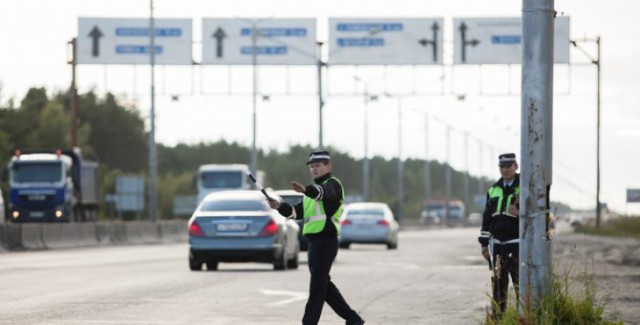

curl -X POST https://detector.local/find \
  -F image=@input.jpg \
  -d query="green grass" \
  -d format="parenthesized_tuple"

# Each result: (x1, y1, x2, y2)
(484, 266, 623, 325)
(576, 216, 640, 240)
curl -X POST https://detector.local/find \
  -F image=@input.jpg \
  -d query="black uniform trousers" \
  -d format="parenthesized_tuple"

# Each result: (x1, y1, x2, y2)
(302, 236, 363, 325)
(491, 242, 519, 314)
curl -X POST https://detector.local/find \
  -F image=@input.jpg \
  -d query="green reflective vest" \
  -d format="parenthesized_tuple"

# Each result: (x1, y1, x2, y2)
(302, 177, 344, 236)
(487, 183, 520, 217)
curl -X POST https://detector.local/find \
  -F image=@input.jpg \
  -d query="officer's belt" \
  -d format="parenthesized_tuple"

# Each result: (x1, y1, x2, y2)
(490, 238, 519, 245)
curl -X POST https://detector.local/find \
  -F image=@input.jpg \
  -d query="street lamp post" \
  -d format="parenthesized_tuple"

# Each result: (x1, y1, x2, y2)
(250, 23, 259, 176)
(148, 0, 158, 222)
(354, 76, 377, 202)
(571, 37, 602, 227)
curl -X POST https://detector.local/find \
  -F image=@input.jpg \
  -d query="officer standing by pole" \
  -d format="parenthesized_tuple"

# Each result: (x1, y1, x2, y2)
(478, 153, 520, 318)
(268, 150, 365, 325)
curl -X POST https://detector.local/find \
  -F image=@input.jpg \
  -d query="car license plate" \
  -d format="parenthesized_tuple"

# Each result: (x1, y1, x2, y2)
(216, 223, 247, 231)
(30, 211, 45, 218)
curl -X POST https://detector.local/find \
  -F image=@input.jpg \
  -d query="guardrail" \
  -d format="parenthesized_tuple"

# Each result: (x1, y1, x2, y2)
(0, 220, 188, 252)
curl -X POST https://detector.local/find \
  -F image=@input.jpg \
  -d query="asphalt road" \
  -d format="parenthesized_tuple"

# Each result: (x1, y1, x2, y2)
(0, 228, 494, 325)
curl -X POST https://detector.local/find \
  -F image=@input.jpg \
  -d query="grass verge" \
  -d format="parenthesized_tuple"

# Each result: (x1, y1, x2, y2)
(576, 216, 640, 240)
(485, 265, 623, 325)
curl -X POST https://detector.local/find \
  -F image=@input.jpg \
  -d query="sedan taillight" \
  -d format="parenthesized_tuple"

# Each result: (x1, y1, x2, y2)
(189, 220, 205, 237)
(259, 219, 278, 237)
(377, 219, 390, 227)
(340, 219, 352, 226)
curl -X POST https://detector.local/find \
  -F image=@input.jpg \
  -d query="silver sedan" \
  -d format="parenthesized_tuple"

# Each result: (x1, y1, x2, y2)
(339, 202, 399, 250)
(188, 190, 300, 271)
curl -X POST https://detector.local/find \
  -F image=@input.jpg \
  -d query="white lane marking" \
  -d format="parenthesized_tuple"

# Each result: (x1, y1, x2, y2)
(260, 289, 308, 306)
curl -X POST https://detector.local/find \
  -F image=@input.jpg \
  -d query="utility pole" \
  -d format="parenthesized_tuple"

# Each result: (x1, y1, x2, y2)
(316, 42, 325, 149)
(68, 38, 78, 148)
(316, 41, 325, 149)
(396, 98, 404, 224)
(363, 85, 370, 202)
(250, 22, 259, 176)
(520, 0, 554, 317)
(444, 125, 451, 226)
(148, 0, 158, 223)
(424, 115, 431, 200)
(571, 37, 601, 227)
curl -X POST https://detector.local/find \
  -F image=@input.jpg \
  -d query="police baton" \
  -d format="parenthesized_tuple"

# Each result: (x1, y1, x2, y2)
(245, 171, 274, 201)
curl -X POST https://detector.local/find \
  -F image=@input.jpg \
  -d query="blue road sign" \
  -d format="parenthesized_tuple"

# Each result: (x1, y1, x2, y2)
(240, 28, 306, 37)
(115, 27, 182, 37)
(116, 45, 163, 54)
(491, 35, 521, 44)
(336, 23, 403, 32)
(337, 38, 385, 47)
(240, 45, 288, 55)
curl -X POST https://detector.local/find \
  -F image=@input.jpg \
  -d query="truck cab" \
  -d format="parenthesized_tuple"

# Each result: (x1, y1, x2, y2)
(8, 151, 74, 222)
(196, 164, 263, 204)
(7, 148, 99, 222)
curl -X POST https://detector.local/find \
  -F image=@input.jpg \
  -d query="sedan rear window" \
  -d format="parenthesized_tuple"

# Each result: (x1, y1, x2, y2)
(346, 209, 384, 218)
(201, 199, 269, 212)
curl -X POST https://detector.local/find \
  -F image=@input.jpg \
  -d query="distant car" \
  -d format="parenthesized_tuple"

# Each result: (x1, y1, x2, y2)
(467, 212, 482, 226)
(420, 199, 465, 225)
(188, 190, 300, 271)
(274, 189, 308, 251)
(339, 202, 399, 250)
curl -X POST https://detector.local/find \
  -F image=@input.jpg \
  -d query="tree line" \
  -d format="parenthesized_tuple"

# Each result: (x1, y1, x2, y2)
(1, 88, 569, 221)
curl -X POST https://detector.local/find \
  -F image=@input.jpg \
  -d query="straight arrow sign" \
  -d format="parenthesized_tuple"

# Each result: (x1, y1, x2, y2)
(212, 27, 226, 58)
(88, 26, 103, 57)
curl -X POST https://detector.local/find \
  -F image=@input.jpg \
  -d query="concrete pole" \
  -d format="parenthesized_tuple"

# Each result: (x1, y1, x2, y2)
(396, 98, 404, 224)
(444, 125, 451, 226)
(250, 23, 258, 176)
(148, 0, 158, 222)
(424, 115, 432, 200)
(316, 41, 325, 149)
(463, 132, 470, 215)
(363, 86, 370, 202)
(520, 0, 554, 316)
(595, 36, 602, 228)
(69, 38, 78, 148)
(477, 139, 484, 200)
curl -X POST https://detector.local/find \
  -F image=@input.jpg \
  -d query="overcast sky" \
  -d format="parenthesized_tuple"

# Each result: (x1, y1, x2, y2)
(1, 0, 639, 214)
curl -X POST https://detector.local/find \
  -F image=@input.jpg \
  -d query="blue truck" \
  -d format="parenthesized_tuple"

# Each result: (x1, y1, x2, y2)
(6, 148, 99, 222)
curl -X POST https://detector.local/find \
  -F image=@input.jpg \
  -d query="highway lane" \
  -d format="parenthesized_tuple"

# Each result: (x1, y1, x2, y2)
(0, 228, 491, 324)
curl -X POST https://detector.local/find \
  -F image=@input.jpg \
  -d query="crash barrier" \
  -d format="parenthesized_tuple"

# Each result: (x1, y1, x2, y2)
(0, 220, 187, 252)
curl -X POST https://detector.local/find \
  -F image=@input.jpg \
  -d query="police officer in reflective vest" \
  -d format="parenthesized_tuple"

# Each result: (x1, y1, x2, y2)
(268, 150, 365, 325)
(478, 153, 520, 316)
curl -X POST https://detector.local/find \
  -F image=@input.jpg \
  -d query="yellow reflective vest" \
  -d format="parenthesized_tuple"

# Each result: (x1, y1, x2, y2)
(302, 177, 344, 236)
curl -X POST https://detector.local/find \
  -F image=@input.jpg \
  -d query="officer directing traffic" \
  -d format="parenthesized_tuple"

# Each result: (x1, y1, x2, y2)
(478, 153, 521, 317)
(268, 150, 365, 325)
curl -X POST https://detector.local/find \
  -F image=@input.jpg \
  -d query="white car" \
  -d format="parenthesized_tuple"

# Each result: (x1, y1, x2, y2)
(339, 202, 399, 249)
(274, 189, 307, 251)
